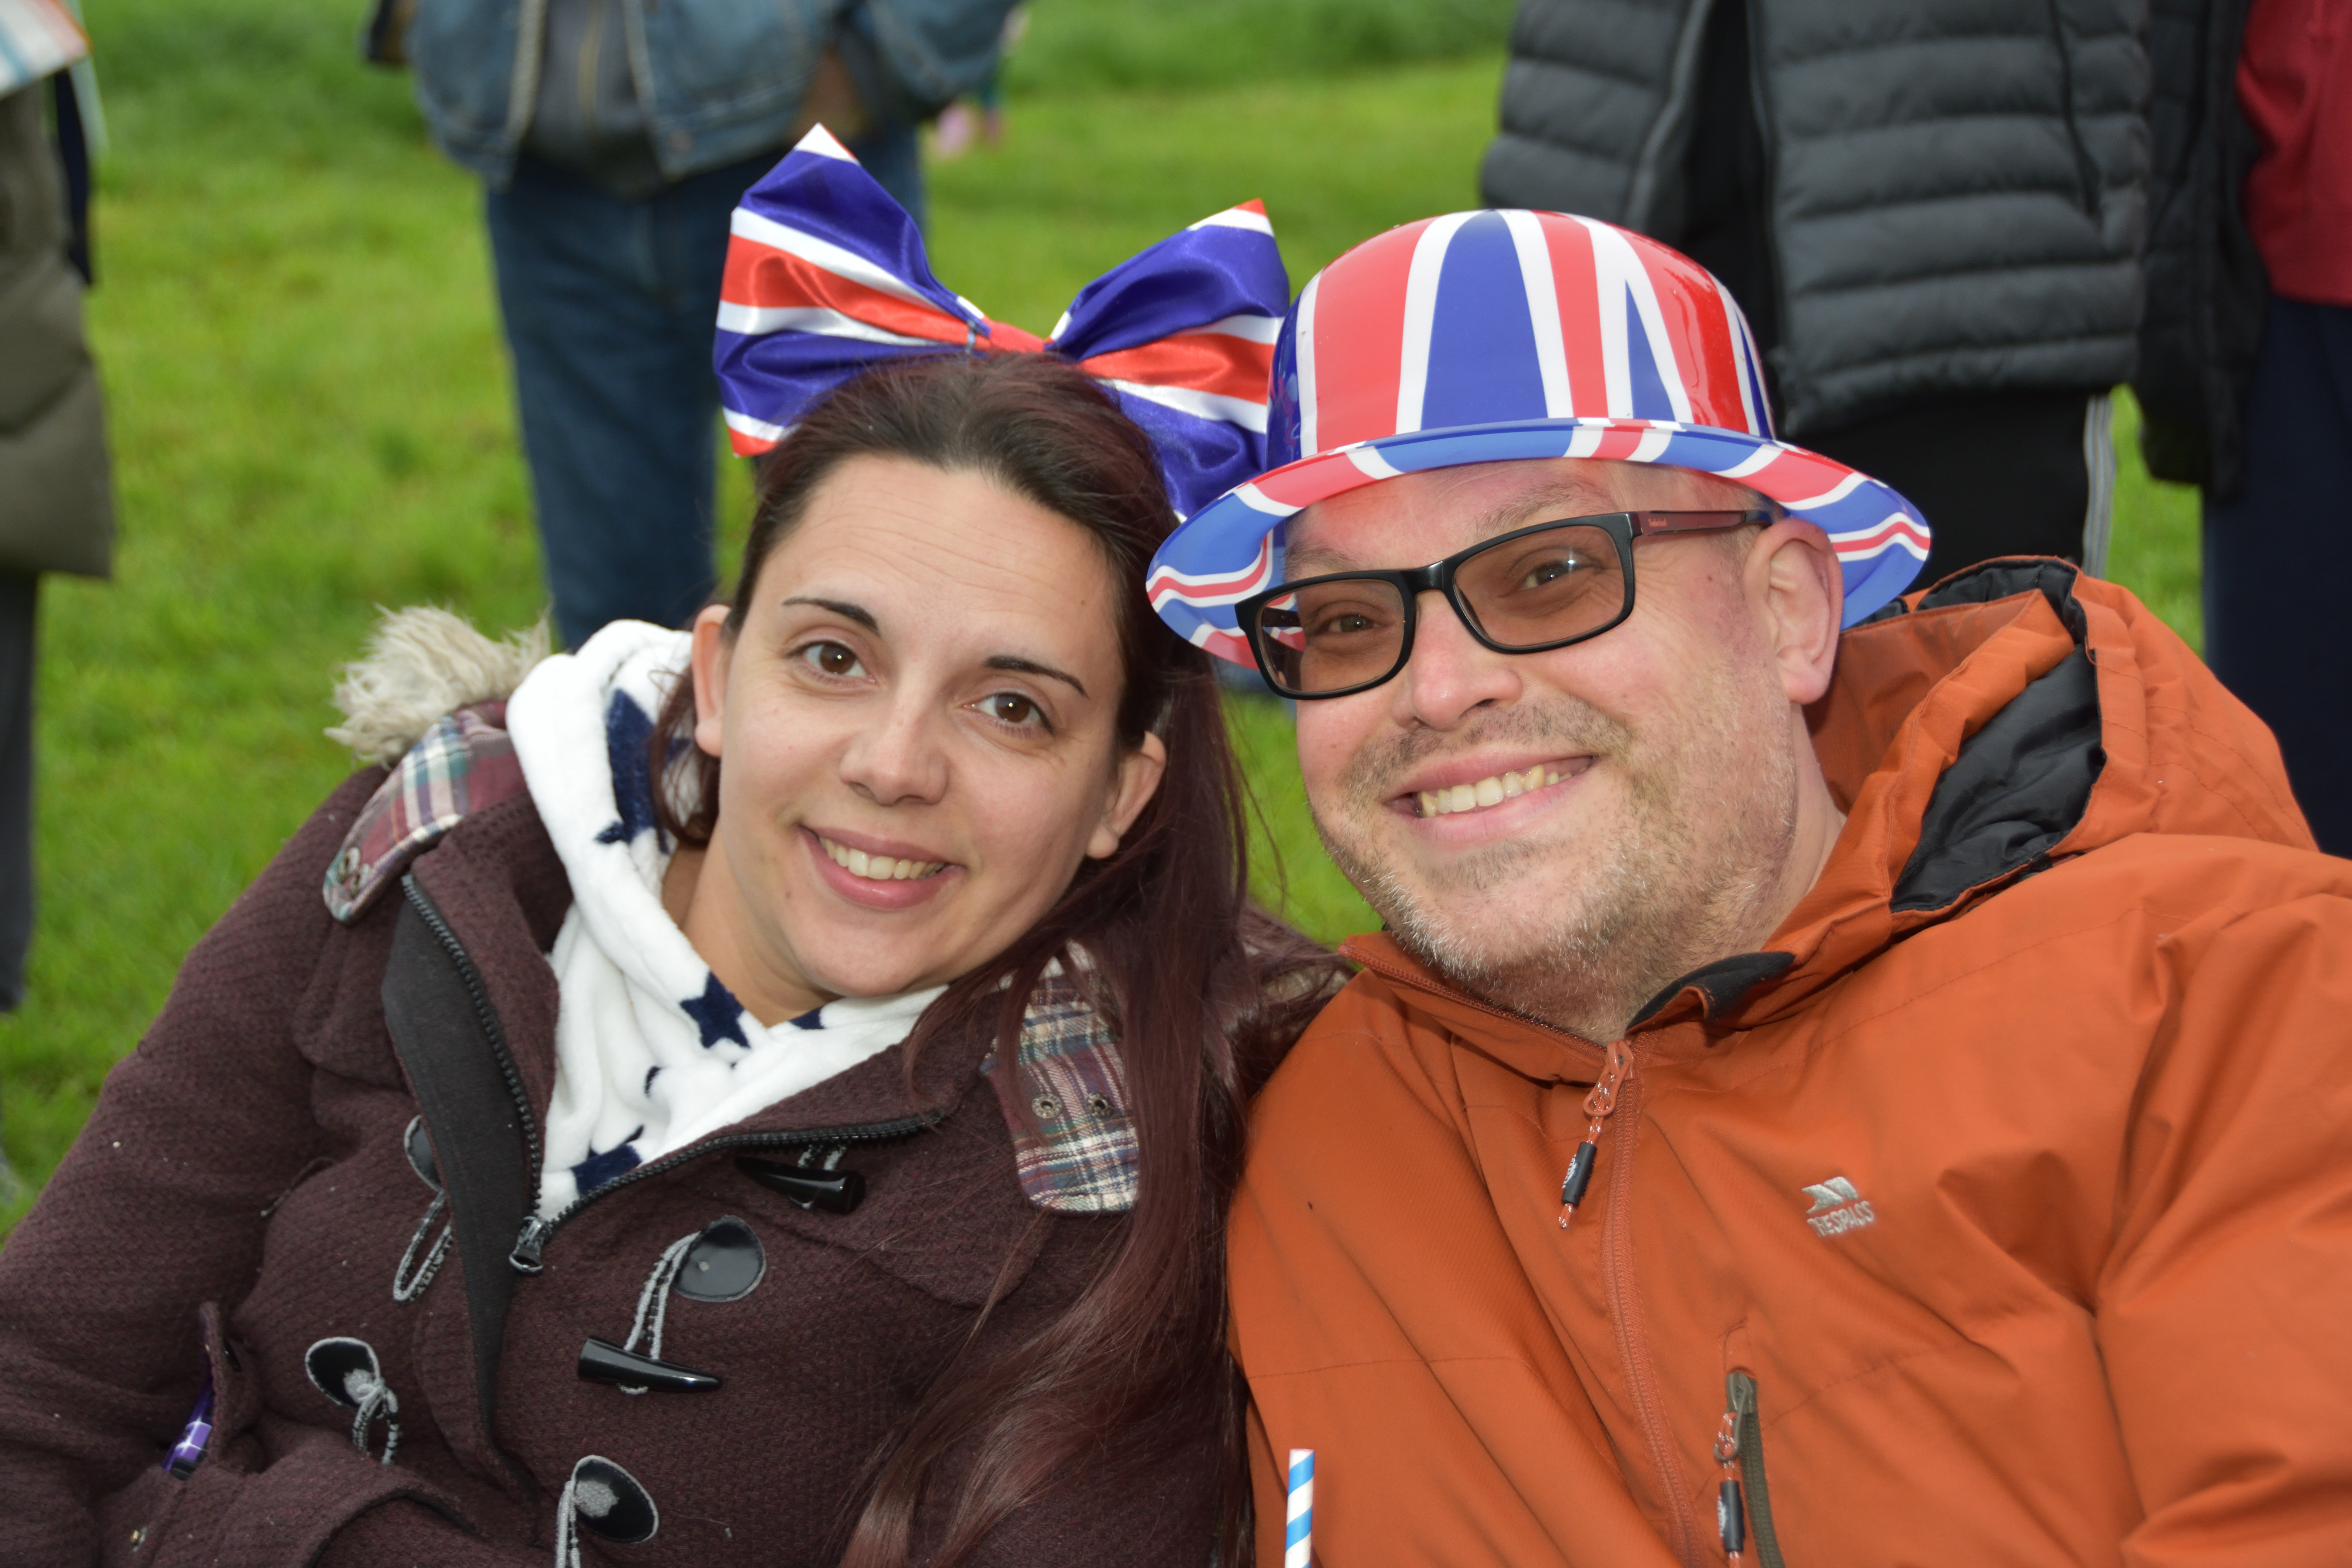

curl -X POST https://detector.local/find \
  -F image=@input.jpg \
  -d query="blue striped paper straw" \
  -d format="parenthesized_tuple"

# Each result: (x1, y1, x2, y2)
(1285, 1448, 1314, 1567)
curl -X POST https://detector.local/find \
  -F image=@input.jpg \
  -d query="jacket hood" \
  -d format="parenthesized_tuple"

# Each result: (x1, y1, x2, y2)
(1342, 559, 2314, 1058)
(327, 606, 552, 764)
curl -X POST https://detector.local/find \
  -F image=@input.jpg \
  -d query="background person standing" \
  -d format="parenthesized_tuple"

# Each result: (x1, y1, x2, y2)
(2142, 0, 2350, 855)
(1481, 0, 2147, 587)
(0, 29, 113, 1009)
(384, 0, 1019, 649)
(0, 3, 114, 1185)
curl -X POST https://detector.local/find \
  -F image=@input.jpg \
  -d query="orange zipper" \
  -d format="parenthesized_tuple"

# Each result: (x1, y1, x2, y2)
(1556, 1037, 1632, 1226)
(1600, 1055, 1704, 1565)
(1347, 947, 1704, 1561)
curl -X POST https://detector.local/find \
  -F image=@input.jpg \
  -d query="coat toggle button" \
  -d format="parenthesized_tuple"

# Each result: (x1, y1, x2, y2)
(738, 1154, 864, 1214)
(577, 1336, 721, 1392)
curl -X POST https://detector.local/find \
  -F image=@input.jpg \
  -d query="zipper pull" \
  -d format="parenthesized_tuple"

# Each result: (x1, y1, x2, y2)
(1558, 1039, 1633, 1229)
(510, 1216, 550, 1274)
(1714, 1407, 1746, 1565)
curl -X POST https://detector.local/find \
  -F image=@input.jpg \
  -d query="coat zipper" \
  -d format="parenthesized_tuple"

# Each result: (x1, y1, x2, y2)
(401, 876, 936, 1276)
(400, 875, 544, 1217)
(1346, 948, 1708, 1558)
(1719, 1370, 1788, 1567)
(508, 1118, 929, 1272)
(1556, 1037, 1632, 1225)
(1599, 1057, 1704, 1565)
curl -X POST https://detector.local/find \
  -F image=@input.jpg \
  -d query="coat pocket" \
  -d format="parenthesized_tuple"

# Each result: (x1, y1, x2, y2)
(92, 1303, 256, 1564)
(1723, 1369, 1791, 1568)
(94, 1462, 182, 1566)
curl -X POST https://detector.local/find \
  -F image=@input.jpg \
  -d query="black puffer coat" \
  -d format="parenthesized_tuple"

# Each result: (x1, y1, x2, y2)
(1481, 0, 2151, 436)
(2129, 0, 2265, 499)
(0, 769, 1218, 1567)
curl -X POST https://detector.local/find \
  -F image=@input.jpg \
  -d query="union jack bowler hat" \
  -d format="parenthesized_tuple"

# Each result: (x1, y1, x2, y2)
(1146, 210, 1932, 666)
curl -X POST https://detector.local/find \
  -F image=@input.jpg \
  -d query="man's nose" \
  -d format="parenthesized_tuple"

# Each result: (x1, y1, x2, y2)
(839, 696, 950, 806)
(1391, 590, 1522, 729)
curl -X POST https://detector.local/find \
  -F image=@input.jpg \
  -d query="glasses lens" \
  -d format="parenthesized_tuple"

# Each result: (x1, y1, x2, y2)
(1454, 523, 1627, 650)
(1250, 577, 1410, 695)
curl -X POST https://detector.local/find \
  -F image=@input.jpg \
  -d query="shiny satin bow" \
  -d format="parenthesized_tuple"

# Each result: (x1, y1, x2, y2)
(713, 126, 1290, 520)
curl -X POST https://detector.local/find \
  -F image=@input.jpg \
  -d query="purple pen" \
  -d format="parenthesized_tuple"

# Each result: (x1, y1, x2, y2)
(164, 1376, 214, 1479)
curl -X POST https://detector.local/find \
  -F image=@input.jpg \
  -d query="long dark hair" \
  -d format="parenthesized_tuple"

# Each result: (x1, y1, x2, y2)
(651, 352, 1341, 1566)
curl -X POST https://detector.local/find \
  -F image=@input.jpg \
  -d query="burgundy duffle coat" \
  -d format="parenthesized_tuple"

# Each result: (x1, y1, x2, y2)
(0, 767, 1215, 1566)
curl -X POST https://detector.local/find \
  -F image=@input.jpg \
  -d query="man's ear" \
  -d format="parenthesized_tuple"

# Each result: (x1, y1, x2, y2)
(1746, 521, 1842, 706)
(1086, 731, 1168, 861)
(689, 604, 735, 759)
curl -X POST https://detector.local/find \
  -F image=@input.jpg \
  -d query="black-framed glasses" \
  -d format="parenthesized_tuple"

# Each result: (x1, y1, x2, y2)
(1236, 510, 1772, 699)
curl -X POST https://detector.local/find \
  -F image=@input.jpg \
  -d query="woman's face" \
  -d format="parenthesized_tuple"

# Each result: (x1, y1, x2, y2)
(685, 455, 1167, 1020)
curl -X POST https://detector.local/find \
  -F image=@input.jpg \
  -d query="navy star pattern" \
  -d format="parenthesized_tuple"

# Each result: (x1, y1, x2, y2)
(681, 971, 750, 1049)
(594, 693, 662, 847)
(572, 1126, 645, 1196)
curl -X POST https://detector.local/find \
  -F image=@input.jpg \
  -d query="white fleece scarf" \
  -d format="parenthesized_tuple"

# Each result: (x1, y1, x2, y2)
(506, 621, 945, 1218)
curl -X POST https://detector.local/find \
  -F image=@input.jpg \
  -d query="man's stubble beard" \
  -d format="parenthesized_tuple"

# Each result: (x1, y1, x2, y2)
(1311, 664, 1800, 1042)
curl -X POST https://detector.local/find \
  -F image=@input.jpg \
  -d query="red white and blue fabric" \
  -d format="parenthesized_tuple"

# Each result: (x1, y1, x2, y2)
(1147, 209, 1934, 664)
(715, 126, 1289, 521)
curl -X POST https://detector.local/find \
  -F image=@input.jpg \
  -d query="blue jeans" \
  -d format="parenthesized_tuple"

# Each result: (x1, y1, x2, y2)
(2203, 295, 2352, 857)
(485, 128, 923, 648)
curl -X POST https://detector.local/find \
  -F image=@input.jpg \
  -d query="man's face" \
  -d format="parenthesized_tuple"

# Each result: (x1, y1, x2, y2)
(1289, 457, 1815, 1034)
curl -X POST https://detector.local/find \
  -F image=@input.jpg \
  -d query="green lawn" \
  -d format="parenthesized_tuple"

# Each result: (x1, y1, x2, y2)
(0, 0, 2202, 1222)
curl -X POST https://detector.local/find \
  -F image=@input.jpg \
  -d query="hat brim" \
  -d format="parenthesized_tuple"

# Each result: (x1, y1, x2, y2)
(1147, 417, 1931, 666)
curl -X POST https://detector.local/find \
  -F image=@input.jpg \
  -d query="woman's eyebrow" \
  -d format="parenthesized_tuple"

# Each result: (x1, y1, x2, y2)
(986, 655, 1087, 697)
(781, 595, 878, 631)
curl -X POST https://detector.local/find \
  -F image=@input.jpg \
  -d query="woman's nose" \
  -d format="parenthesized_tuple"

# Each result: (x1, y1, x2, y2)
(838, 697, 949, 806)
(1392, 591, 1522, 730)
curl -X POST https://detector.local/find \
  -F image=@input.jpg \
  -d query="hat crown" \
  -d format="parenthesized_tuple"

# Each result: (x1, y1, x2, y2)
(1145, 209, 1931, 666)
(1267, 210, 1774, 469)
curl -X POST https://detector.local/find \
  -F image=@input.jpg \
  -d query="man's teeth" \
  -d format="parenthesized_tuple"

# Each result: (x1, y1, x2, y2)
(1416, 766, 1571, 818)
(818, 836, 946, 881)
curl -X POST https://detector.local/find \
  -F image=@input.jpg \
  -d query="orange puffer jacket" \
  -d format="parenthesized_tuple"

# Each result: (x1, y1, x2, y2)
(1230, 561, 2352, 1568)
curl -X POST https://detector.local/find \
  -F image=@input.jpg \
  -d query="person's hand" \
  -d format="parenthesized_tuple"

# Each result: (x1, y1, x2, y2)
(788, 49, 871, 143)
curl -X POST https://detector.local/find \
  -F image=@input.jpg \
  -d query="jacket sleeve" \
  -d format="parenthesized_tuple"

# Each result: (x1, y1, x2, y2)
(839, 0, 1020, 127)
(2099, 891, 2352, 1563)
(0, 770, 412, 1567)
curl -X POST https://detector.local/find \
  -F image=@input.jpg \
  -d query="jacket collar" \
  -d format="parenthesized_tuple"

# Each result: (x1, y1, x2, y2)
(407, 800, 994, 1138)
(1340, 559, 2315, 1056)
(403, 800, 1138, 1211)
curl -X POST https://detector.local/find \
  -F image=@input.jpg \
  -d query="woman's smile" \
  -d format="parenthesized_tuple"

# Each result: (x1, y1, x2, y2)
(803, 827, 960, 912)
(810, 828, 951, 882)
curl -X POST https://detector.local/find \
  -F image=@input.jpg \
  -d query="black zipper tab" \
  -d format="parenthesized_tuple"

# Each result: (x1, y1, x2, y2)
(1560, 1140, 1598, 1208)
(510, 1216, 550, 1274)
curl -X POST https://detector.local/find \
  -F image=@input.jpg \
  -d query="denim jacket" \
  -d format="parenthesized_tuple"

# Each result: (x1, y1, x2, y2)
(407, 0, 1014, 187)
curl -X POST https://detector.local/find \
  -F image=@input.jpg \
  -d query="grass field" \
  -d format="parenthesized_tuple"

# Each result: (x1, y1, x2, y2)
(0, 0, 2203, 1223)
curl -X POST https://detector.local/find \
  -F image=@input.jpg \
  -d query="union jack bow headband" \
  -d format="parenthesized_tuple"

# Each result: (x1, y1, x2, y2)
(715, 127, 1290, 522)
(1147, 209, 1934, 666)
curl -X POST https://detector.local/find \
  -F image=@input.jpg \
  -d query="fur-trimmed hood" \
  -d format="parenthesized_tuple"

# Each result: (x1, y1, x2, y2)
(325, 607, 550, 764)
